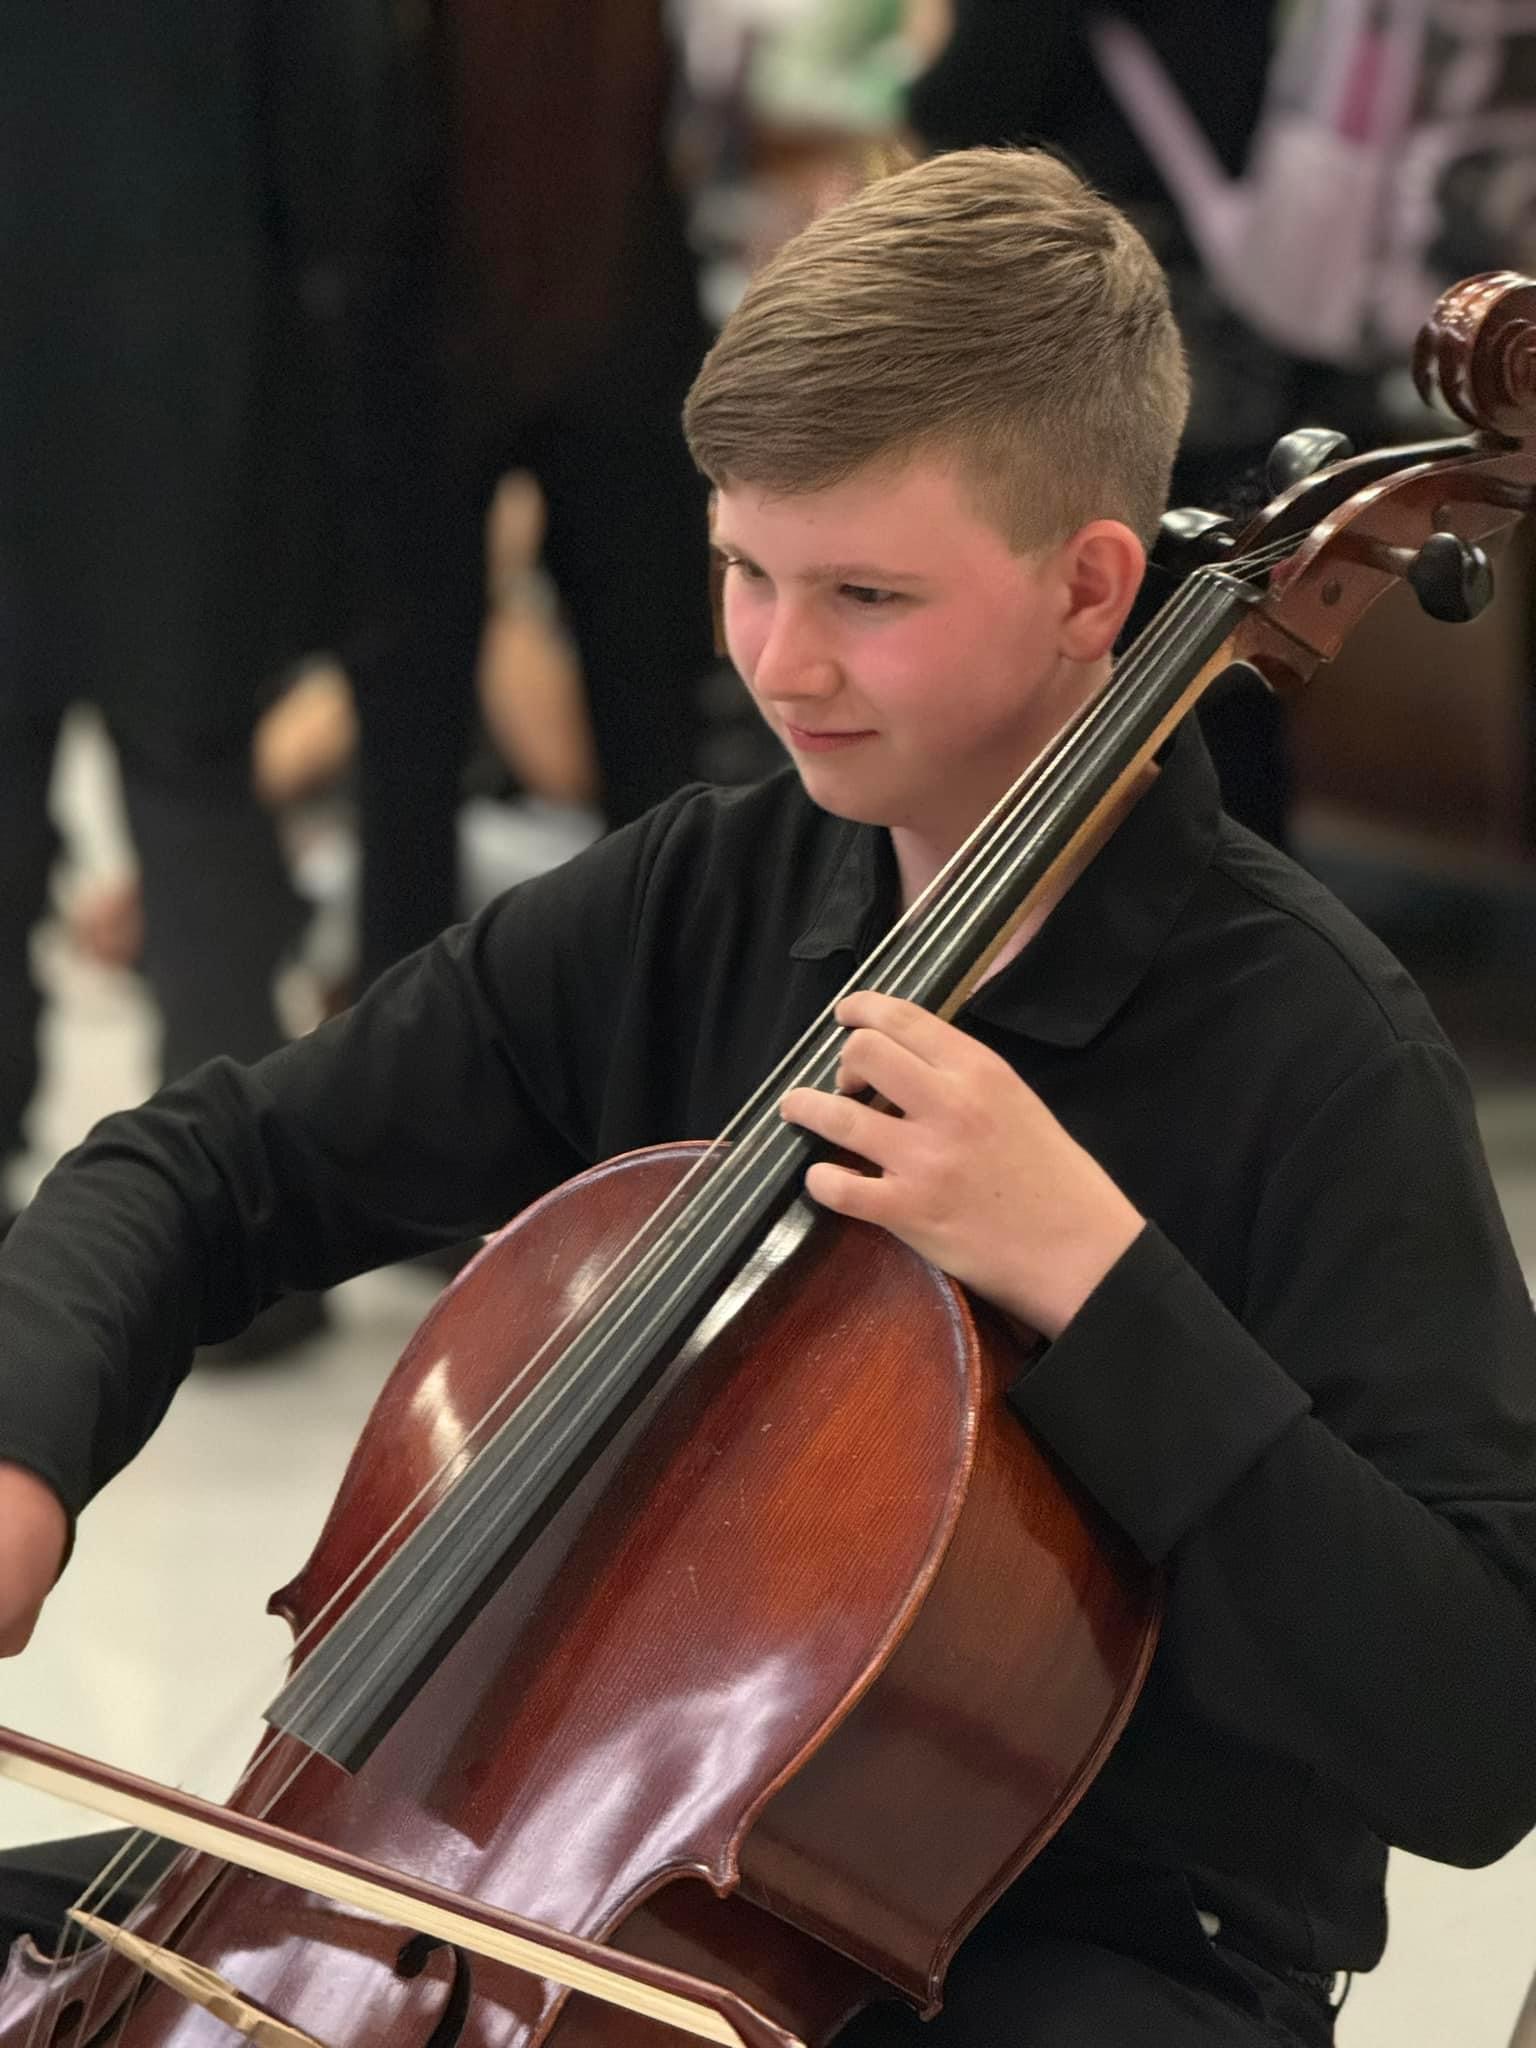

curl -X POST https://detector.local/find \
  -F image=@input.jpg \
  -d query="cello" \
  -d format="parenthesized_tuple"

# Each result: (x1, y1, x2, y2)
(1, 271, 1534, 2048)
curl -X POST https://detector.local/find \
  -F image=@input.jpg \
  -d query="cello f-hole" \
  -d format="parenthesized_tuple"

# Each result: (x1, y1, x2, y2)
(394, 1937, 473, 2048)
(47, 2000, 82, 2047)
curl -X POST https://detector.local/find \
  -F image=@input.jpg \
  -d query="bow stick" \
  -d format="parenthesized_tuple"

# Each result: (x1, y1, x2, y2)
(0, 1727, 800, 2048)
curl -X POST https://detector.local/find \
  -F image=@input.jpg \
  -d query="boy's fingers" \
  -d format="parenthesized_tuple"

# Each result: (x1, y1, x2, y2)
(780, 1086, 905, 1172)
(835, 990, 969, 1068)
(803, 1159, 895, 1223)
(835, 987, 991, 1081)
(837, 1027, 942, 1115)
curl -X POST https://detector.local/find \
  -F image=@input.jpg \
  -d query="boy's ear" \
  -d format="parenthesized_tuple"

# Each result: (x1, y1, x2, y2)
(1057, 521, 1147, 662)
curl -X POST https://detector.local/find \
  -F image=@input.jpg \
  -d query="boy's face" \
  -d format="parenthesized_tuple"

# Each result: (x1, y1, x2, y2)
(712, 458, 1106, 855)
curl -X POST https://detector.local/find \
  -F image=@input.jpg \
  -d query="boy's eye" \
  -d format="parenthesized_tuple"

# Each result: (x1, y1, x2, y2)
(717, 552, 766, 581)
(841, 583, 899, 608)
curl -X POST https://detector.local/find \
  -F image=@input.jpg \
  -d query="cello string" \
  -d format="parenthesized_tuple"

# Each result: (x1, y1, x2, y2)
(20, 1841, 131, 2048)
(54, 1836, 168, 2048)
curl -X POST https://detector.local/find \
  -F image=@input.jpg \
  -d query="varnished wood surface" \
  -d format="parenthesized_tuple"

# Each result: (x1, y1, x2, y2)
(0, 1149, 1155, 2048)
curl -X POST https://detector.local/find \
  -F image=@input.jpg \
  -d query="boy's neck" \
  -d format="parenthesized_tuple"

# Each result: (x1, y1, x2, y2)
(889, 830, 1051, 987)
(886, 657, 1115, 910)
(888, 759, 1158, 991)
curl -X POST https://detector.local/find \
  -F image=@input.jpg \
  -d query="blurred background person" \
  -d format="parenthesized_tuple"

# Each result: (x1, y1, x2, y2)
(334, 0, 715, 992)
(1087, 0, 1536, 892)
(0, 4, 351, 1255)
(901, 0, 1294, 844)
(905, 0, 1536, 856)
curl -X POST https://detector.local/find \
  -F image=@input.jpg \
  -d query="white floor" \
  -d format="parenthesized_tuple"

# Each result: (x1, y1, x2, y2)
(2, 718, 1533, 2044)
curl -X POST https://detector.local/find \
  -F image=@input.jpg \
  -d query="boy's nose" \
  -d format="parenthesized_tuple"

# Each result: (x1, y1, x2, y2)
(752, 613, 840, 700)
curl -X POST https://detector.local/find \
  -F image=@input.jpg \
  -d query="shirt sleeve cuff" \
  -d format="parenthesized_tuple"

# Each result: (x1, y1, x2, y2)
(1006, 1223, 1311, 1563)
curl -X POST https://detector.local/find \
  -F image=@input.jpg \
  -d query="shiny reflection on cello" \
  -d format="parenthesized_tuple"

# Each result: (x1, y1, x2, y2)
(1, 149, 1535, 2048)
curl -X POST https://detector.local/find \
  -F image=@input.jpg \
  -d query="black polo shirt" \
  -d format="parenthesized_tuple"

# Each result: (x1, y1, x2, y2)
(2, 722, 1534, 1979)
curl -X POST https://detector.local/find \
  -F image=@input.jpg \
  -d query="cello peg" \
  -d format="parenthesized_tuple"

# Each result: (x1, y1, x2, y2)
(1152, 506, 1236, 574)
(1267, 427, 1355, 494)
(1407, 532, 1496, 623)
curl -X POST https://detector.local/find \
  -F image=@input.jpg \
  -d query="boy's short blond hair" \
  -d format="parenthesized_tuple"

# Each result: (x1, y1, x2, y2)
(683, 148, 1190, 550)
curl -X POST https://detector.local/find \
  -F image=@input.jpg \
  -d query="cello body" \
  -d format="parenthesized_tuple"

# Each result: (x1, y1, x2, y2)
(0, 1146, 1158, 2048)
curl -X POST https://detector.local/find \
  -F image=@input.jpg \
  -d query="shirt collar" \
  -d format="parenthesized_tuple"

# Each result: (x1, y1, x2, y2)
(788, 718, 1222, 1048)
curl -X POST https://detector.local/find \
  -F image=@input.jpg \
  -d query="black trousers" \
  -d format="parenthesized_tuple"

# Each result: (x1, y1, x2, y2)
(0, 1834, 1334, 2047)
(344, 308, 714, 992)
(0, 701, 303, 1164)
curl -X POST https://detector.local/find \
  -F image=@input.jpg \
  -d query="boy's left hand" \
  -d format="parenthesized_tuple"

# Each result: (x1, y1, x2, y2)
(779, 991, 1144, 1340)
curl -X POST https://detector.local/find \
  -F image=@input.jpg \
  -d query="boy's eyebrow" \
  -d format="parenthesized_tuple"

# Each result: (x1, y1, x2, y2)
(709, 536, 927, 585)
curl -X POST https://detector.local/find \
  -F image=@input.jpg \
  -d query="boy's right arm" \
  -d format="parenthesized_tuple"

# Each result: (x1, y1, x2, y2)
(0, 800, 679, 1611)
(0, 915, 588, 1532)
(0, 1462, 69, 1655)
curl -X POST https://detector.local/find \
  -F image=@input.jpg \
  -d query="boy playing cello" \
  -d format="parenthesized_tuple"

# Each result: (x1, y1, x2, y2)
(1, 149, 1534, 2044)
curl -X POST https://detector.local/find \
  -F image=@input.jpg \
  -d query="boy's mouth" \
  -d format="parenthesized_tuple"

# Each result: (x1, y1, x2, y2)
(783, 722, 876, 752)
